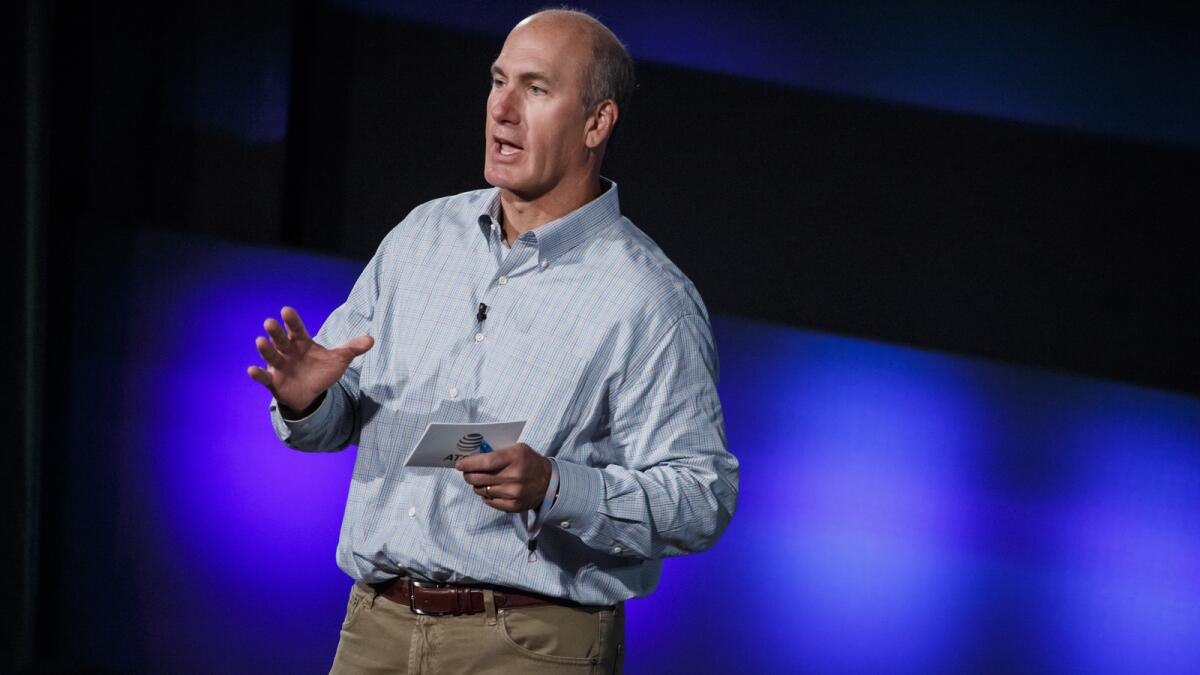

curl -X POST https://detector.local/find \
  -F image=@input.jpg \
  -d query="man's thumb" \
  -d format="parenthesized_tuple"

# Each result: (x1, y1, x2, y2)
(342, 335, 375, 357)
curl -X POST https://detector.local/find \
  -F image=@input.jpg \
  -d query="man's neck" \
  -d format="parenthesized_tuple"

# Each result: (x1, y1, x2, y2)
(499, 175, 603, 246)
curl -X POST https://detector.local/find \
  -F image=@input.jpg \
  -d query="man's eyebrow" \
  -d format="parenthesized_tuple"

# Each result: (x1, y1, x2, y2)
(489, 64, 554, 85)
(521, 71, 554, 85)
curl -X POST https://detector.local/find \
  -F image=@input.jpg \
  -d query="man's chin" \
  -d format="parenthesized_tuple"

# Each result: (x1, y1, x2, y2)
(483, 166, 513, 190)
(484, 170, 538, 199)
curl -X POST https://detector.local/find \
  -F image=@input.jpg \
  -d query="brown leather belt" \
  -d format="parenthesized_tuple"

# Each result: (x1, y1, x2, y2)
(372, 578, 583, 616)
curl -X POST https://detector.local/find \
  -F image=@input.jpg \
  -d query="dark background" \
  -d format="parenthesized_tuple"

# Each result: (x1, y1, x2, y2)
(10, 0, 1198, 671)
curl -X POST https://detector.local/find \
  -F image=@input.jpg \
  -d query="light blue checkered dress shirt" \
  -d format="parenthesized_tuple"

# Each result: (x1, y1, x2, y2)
(270, 180, 739, 605)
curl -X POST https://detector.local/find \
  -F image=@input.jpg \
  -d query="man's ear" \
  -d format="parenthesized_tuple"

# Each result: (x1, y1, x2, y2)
(584, 99, 619, 149)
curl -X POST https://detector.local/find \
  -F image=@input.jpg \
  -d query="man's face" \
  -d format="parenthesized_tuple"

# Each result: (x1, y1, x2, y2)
(484, 19, 592, 200)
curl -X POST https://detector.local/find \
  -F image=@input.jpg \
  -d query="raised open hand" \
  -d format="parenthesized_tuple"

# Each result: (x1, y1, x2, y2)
(246, 306, 374, 414)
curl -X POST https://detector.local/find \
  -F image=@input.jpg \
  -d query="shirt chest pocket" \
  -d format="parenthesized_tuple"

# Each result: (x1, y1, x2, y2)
(478, 330, 591, 451)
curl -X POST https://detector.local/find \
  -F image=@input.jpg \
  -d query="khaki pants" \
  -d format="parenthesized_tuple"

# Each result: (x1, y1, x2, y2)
(330, 582, 625, 674)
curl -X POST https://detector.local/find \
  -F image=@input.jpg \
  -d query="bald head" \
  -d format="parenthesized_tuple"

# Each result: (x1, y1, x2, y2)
(515, 9, 635, 118)
(484, 9, 631, 215)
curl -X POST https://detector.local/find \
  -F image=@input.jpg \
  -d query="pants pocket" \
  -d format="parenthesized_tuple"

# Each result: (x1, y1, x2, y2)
(495, 605, 609, 666)
(341, 582, 370, 630)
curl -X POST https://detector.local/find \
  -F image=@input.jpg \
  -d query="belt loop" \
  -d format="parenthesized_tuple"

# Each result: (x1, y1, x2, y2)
(456, 587, 469, 616)
(483, 589, 497, 625)
(368, 581, 381, 609)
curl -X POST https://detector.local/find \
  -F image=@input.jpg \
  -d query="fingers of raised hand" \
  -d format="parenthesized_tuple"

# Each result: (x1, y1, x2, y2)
(256, 335, 285, 367)
(246, 365, 274, 388)
(264, 318, 293, 353)
(280, 306, 311, 341)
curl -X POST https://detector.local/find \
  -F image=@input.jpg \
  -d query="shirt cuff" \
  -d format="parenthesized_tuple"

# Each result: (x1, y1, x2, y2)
(543, 457, 604, 535)
(269, 389, 334, 442)
(537, 458, 560, 516)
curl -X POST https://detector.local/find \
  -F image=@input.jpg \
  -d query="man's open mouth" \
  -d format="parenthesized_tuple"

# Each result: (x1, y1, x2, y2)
(494, 138, 524, 156)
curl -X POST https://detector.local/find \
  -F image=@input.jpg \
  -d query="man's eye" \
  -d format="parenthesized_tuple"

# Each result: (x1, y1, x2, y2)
(491, 78, 505, 88)
(530, 85, 546, 95)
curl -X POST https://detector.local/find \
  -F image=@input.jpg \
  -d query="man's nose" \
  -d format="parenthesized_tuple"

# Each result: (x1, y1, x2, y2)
(490, 88, 520, 124)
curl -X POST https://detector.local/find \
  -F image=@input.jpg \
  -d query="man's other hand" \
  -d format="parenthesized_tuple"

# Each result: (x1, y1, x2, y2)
(457, 443, 552, 512)
(246, 306, 374, 415)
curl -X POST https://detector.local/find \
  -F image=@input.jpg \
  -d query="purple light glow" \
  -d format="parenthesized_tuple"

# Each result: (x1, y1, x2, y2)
(109, 233, 365, 672)
(664, 318, 987, 673)
(1045, 400, 1200, 674)
(70, 230, 1200, 672)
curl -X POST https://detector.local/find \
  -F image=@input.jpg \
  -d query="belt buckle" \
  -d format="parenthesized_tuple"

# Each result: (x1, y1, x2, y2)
(408, 579, 452, 616)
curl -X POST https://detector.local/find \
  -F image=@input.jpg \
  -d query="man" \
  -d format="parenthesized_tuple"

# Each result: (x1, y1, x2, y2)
(248, 9, 737, 673)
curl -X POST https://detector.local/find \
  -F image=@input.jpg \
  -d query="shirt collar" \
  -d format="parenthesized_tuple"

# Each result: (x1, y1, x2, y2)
(476, 178, 622, 265)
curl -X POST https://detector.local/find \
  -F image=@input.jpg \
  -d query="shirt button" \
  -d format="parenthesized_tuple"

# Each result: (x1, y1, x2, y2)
(560, 520, 571, 529)
(612, 546, 623, 554)
(540, 260, 549, 269)
(407, 506, 417, 518)
(498, 276, 508, 285)
(448, 387, 459, 399)
(474, 332, 484, 342)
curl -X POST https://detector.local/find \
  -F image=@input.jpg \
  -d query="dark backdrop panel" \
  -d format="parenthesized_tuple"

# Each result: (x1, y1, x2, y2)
(7, 1, 31, 669)
(286, 10, 494, 250)
(82, 0, 291, 243)
(289, 9, 1199, 395)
